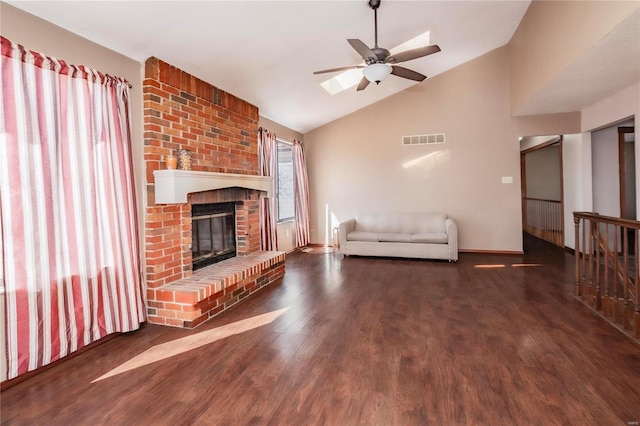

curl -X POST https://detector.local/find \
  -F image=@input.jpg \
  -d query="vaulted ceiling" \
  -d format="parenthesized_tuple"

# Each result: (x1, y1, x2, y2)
(6, 1, 532, 133)
(6, 1, 640, 134)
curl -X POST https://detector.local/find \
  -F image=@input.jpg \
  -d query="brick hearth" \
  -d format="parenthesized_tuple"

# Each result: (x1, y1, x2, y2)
(147, 251, 285, 328)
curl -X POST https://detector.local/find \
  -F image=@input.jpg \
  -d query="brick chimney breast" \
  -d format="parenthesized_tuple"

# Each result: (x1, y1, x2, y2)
(143, 57, 261, 290)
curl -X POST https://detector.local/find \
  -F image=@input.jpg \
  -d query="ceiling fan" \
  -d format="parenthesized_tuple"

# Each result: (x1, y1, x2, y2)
(313, 0, 441, 91)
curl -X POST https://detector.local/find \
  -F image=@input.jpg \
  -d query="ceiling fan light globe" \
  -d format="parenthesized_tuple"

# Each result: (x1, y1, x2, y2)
(363, 63, 392, 84)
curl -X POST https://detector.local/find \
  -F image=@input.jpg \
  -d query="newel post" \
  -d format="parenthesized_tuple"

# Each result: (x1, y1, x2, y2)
(574, 213, 581, 297)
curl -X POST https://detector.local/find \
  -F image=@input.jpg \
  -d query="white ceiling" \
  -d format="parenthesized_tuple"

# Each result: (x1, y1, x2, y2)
(6, 0, 532, 133)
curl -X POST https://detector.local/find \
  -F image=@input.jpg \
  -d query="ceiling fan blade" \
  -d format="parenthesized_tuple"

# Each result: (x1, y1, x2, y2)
(348, 39, 377, 61)
(313, 65, 364, 75)
(356, 77, 370, 91)
(391, 66, 427, 82)
(386, 45, 441, 64)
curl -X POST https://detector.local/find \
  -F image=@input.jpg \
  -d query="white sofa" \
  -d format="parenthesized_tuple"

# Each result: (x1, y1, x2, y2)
(338, 212, 458, 261)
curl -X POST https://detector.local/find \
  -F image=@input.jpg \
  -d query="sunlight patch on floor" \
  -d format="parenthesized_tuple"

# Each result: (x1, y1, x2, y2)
(474, 263, 544, 269)
(92, 307, 288, 383)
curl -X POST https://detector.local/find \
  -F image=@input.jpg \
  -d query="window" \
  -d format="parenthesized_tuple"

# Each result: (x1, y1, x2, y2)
(276, 140, 295, 222)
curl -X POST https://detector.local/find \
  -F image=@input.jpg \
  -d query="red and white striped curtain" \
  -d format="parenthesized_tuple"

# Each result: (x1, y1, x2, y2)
(292, 139, 310, 247)
(0, 36, 146, 379)
(258, 128, 278, 251)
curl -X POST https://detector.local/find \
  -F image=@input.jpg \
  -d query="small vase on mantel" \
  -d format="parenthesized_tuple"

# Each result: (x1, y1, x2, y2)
(177, 149, 192, 170)
(165, 153, 178, 170)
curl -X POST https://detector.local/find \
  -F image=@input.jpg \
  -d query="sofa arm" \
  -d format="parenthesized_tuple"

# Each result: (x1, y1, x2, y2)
(338, 219, 355, 251)
(446, 218, 458, 261)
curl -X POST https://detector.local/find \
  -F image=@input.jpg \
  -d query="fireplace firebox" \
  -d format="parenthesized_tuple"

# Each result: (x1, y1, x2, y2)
(192, 202, 236, 270)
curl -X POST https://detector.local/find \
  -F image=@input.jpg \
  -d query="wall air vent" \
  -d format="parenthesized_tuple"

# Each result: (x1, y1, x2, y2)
(402, 133, 445, 146)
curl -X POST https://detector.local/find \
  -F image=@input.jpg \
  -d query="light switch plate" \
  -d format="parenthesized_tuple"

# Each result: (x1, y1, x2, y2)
(502, 176, 513, 184)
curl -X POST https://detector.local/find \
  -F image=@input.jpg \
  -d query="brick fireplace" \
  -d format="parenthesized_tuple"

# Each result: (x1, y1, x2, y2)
(143, 58, 284, 327)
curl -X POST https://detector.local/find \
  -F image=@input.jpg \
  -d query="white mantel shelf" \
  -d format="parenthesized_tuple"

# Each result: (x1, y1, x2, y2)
(153, 170, 273, 204)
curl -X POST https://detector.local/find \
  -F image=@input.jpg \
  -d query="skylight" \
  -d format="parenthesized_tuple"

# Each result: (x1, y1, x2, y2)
(320, 69, 363, 95)
(321, 31, 431, 95)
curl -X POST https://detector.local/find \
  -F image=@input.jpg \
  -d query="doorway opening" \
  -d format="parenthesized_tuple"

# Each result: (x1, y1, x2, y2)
(520, 135, 564, 247)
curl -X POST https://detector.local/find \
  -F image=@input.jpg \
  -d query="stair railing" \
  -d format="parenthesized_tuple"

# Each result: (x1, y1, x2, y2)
(524, 198, 563, 247)
(574, 212, 639, 338)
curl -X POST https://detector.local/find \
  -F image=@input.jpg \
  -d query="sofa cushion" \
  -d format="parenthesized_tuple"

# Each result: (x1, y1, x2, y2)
(411, 233, 448, 244)
(378, 233, 413, 243)
(347, 231, 379, 242)
(355, 212, 447, 234)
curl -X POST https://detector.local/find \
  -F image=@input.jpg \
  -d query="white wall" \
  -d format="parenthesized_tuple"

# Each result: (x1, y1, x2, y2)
(562, 134, 585, 249)
(592, 126, 621, 217)
(582, 83, 639, 218)
(276, 221, 296, 253)
(624, 139, 636, 219)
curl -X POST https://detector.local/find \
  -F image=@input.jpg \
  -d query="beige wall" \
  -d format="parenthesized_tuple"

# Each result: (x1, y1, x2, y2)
(582, 82, 640, 132)
(305, 46, 575, 252)
(260, 116, 303, 143)
(1, 3, 144, 382)
(520, 135, 559, 152)
(514, 113, 580, 137)
(304, 46, 582, 252)
(509, 0, 639, 115)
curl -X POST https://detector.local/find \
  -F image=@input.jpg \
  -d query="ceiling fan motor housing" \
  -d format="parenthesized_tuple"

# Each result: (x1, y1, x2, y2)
(370, 47, 390, 63)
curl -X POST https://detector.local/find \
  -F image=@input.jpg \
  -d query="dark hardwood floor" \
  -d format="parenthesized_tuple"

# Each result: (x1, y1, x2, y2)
(2, 235, 640, 425)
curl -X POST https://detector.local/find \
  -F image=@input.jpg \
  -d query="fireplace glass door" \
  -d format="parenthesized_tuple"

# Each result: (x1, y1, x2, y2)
(192, 202, 236, 270)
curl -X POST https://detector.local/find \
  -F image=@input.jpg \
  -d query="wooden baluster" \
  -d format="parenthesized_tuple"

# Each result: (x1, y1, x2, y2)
(545, 201, 548, 240)
(543, 201, 547, 240)
(603, 223, 610, 315)
(574, 215, 580, 296)
(612, 223, 616, 306)
(552, 202, 555, 244)
(582, 219, 591, 302)
(620, 225, 628, 326)
(595, 220, 602, 310)
(572, 212, 640, 337)
(588, 219, 594, 305)
(635, 228, 640, 337)
(623, 229, 640, 330)
(556, 203, 561, 246)
(537, 200, 540, 237)
(584, 219, 588, 296)
(550, 203, 552, 242)
(549, 201, 552, 241)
